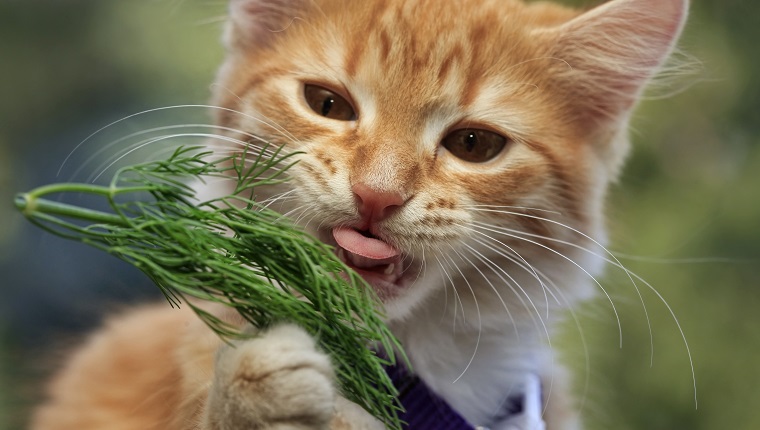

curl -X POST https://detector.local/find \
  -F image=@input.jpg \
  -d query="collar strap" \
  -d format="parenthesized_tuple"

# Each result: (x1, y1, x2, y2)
(385, 362, 474, 429)
(384, 363, 546, 430)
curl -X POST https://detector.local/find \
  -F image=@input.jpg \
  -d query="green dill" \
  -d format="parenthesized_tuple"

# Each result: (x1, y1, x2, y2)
(14, 146, 404, 429)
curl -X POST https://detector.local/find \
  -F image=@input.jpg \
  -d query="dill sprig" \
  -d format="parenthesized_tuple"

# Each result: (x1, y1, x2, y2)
(14, 146, 404, 429)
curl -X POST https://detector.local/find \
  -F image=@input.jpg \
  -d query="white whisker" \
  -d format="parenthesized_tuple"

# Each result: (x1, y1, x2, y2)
(612, 252, 752, 265)
(434, 252, 465, 330)
(475, 219, 652, 361)
(442, 249, 482, 383)
(463, 204, 563, 216)
(457, 244, 521, 339)
(58, 104, 302, 177)
(88, 132, 290, 183)
(464, 225, 558, 316)
(470, 222, 623, 348)
(470, 210, 697, 406)
(259, 189, 298, 209)
(458, 239, 553, 352)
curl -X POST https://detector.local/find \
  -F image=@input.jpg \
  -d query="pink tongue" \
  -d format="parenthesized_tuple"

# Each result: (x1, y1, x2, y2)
(333, 227, 400, 260)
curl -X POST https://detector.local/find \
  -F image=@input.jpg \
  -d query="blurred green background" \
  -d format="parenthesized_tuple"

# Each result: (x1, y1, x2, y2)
(0, 1, 758, 429)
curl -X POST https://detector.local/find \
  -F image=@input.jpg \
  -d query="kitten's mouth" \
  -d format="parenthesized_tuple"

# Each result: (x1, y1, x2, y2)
(330, 227, 408, 301)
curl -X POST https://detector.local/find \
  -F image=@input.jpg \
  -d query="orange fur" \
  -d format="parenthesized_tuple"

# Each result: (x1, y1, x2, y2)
(33, 0, 688, 428)
(33, 304, 210, 430)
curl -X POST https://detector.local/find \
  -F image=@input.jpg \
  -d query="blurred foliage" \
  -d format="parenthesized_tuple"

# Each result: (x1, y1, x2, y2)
(1, 1, 759, 430)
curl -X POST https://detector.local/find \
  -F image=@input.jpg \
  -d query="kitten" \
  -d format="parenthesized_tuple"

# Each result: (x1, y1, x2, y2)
(31, 0, 689, 429)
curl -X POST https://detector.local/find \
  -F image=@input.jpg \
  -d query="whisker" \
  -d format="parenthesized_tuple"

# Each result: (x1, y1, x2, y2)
(547, 274, 591, 416)
(68, 123, 206, 182)
(458, 240, 553, 353)
(416, 247, 428, 288)
(472, 212, 697, 406)
(475, 219, 652, 360)
(259, 189, 298, 209)
(89, 131, 295, 183)
(442, 249, 482, 383)
(470, 222, 623, 348)
(464, 236, 543, 322)
(611, 252, 752, 265)
(299, 207, 324, 232)
(281, 203, 314, 223)
(58, 104, 302, 177)
(193, 15, 228, 26)
(463, 204, 563, 216)
(434, 253, 465, 330)
(464, 226, 558, 316)
(86, 133, 230, 182)
(454, 240, 559, 418)
(495, 223, 698, 406)
(456, 243, 519, 337)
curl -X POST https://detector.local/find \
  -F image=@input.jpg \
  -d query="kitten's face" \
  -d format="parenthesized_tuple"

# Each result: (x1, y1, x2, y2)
(212, 0, 687, 321)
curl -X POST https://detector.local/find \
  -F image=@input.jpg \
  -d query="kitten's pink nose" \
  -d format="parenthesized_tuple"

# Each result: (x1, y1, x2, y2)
(352, 183, 405, 225)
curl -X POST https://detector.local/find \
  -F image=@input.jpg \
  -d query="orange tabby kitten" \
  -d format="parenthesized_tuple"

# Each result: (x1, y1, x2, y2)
(31, 0, 688, 428)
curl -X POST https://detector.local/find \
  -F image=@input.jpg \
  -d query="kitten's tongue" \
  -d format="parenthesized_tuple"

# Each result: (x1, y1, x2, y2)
(332, 227, 400, 260)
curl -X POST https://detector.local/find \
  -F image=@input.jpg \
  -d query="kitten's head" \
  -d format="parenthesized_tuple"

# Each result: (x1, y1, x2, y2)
(212, 0, 687, 322)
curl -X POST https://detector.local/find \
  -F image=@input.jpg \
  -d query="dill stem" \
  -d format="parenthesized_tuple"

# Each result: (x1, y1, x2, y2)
(14, 194, 129, 227)
(15, 183, 162, 226)
(22, 182, 156, 199)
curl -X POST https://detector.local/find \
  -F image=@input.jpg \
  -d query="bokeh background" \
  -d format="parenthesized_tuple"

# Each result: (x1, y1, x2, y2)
(1, 1, 758, 429)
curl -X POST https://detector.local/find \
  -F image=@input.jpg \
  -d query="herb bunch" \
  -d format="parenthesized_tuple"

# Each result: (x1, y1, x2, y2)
(14, 146, 404, 429)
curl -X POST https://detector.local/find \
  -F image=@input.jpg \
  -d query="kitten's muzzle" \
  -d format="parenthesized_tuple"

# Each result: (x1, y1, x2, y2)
(329, 227, 410, 300)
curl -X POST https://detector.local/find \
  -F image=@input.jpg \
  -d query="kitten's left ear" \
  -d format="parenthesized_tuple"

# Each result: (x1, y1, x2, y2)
(225, 0, 309, 50)
(547, 0, 689, 128)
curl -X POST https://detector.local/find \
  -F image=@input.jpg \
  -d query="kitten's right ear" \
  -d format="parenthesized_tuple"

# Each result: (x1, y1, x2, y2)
(225, 0, 308, 50)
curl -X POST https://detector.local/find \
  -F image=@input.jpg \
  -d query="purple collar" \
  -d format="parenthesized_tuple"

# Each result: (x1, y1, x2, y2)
(385, 363, 544, 430)
(385, 362, 475, 429)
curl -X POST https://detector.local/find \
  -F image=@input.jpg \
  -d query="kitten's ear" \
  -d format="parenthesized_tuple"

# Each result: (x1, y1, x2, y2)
(225, 0, 309, 50)
(549, 0, 689, 127)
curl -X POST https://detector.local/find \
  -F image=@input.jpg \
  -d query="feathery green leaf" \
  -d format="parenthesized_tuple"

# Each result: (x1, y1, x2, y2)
(14, 145, 405, 429)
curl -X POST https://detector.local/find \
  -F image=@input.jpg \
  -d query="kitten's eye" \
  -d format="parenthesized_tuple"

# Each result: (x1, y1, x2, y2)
(441, 129, 508, 163)
(304, 84, 356, 121)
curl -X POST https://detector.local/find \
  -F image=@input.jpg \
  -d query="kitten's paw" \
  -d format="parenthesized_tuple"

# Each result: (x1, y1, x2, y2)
(331, 397, 385, 430)
(203, 324, 336, 430)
